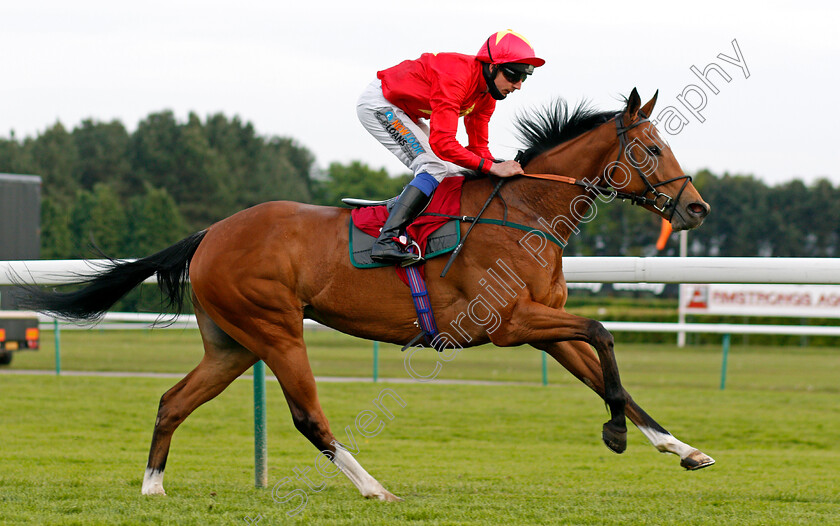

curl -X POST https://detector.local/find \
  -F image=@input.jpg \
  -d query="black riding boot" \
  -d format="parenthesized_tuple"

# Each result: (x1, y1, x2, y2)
(370, 185, 433, 266)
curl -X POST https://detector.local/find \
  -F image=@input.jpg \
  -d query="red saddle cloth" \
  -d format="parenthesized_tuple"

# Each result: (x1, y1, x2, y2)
(350, 176, 465, 284)
(351, 176, 465, 253)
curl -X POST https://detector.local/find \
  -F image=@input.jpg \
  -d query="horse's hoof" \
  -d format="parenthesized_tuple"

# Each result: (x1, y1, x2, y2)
(141, 486, 166, 496)
(680, 449, 716, 470)
(369, 490, 401, 502)
(602, 421, 627, 454)
(142, 468, 166, 495)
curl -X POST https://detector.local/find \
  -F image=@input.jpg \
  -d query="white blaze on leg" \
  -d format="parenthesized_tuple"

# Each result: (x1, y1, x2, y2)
(141, 467, 166, 495)
(332, 446, 398, 501)
(638, 426, 695, 458)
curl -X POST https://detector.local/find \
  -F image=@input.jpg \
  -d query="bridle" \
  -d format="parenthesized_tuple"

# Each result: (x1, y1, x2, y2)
(520, 111, 692, 220)
(611, 111, 692, 219)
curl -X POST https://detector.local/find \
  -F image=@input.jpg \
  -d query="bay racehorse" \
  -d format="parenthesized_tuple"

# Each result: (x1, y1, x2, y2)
(21, 89, 714, 501)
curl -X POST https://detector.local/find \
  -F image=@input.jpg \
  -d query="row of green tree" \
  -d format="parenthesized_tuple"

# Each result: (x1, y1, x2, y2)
(0, 112, 410, 259)
(0, 111, 836, 260)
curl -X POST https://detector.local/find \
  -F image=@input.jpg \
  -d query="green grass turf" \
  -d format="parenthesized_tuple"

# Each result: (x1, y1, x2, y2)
(8, 329, 840, 393)
(1, 373, 839, 525)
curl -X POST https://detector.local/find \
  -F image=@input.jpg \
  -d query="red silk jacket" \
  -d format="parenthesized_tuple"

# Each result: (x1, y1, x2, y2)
(377, 52, 496, 174)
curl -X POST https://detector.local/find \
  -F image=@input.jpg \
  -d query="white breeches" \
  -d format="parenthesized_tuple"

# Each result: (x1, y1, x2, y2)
(356, 80, 469, 183)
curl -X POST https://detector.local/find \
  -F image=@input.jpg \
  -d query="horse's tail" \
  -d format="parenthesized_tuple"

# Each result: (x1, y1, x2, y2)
(19, 230, 208, 323)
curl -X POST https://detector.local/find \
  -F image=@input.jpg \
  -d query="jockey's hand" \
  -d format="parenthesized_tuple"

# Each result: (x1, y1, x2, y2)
(489, 160, 524, 178)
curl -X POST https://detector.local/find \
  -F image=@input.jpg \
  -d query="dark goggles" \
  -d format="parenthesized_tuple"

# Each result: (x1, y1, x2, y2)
(499, 63, 534, 83)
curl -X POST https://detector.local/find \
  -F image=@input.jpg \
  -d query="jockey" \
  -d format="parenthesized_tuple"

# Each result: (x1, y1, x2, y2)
(357, 29, 545, 266)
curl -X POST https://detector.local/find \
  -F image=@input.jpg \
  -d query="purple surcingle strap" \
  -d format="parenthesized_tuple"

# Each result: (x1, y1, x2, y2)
(404, 264, 439, 342)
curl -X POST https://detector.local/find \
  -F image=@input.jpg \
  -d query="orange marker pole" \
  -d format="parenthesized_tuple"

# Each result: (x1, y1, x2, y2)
(656, 218, 673, 251)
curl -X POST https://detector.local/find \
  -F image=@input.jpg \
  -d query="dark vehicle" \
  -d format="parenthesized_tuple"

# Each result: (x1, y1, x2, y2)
(0, 311, 40, 365)
(0, 173, 42, 365)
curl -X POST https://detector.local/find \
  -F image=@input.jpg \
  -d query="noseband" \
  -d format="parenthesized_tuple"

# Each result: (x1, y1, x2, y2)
(608, 112, 692, 220)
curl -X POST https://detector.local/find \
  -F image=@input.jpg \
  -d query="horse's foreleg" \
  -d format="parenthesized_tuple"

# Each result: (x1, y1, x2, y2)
(535, 340, 715, 470)
(142, 311, 258, 495)
(501, 303, 627, 452)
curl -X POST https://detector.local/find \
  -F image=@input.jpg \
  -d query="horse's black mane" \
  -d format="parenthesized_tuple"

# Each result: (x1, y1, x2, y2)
(514, 99, 618, 167)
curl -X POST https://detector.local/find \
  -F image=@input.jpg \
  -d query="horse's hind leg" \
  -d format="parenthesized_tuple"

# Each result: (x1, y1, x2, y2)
(142, 307, 258, 495)
(227, 315, 400, 502)
(533, 340, 715, 470)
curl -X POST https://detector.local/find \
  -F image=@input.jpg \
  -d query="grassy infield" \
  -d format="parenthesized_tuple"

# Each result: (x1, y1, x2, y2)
(2, 330, 839, 525)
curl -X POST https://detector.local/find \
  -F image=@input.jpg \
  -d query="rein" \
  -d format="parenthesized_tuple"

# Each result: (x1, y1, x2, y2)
(519, 171, 674, 209)
(438, 177, 506, 278)
(423, 211, 566, 248)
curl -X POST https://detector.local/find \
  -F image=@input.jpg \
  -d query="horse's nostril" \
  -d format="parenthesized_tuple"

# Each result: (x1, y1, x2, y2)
(688, 202, 708, 217)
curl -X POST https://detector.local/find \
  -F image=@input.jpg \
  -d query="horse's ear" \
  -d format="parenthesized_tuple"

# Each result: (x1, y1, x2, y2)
(625, 88, 641, 123)
(641, 89, 658, 117)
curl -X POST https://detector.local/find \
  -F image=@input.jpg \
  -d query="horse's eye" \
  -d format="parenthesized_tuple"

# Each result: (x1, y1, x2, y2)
(647, 145, 661, 156)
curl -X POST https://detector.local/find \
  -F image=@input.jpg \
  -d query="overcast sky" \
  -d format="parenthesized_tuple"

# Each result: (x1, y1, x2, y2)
(1, 0, 837, 187)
